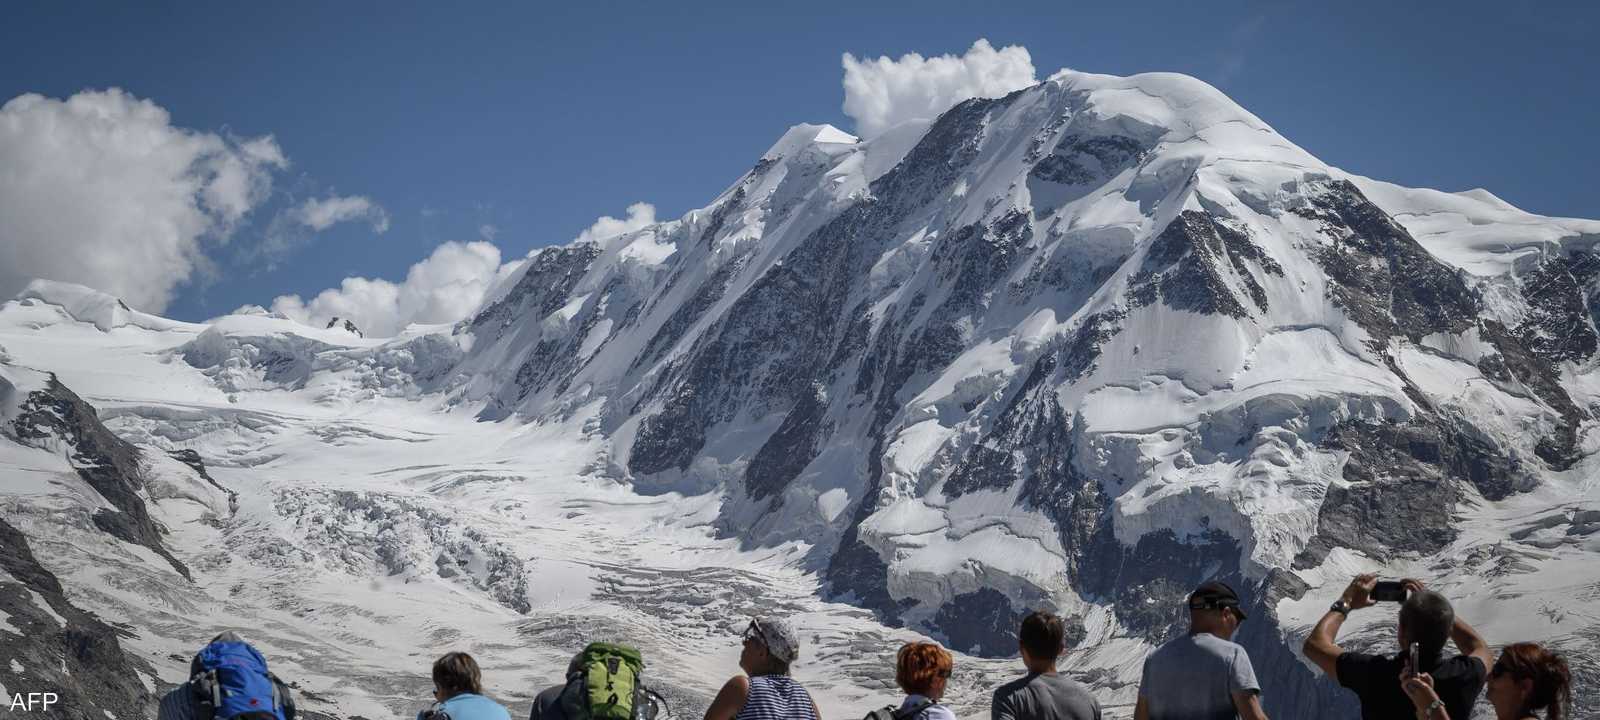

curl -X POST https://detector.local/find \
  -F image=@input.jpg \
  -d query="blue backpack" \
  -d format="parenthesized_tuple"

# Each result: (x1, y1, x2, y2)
(189, 641, 296, 720)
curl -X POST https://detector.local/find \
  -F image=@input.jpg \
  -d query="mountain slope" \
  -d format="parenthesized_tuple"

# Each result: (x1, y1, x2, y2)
(451, 71, 1600, 715)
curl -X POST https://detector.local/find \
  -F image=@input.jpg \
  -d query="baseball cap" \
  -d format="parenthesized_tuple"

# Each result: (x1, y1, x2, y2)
(744, 617, 800, 664)
(1188, 581, 1248, 620)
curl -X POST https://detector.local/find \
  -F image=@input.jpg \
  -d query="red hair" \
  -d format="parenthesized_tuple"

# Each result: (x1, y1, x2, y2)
(895, 642, 953, 696)
(1495, 643, 1571, 720)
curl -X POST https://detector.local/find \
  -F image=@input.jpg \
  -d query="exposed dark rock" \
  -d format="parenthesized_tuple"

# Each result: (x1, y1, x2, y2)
(699, 186, 748, 249)
(1297, 180, 1478, 342)
(0, 516, 159, 720)
(1295, 420, 1466, 566)
(1129, 210, 1282, 318)
(932, 587, 1023, 656)
(168, 449, 238, 515)
(9, 376, 190, 580)
(1060, 311, 1124, 381)
(744, 384, 833, 502)
(1082, 529, 1243, 645)
(1027, 134, 1149, 215)
(325, 316, 363, 337)
(631, 93, 1013, 485)
(930, 210, 1033, 316)
(470, 244, 602, 338)
(633, 253, 753, 372)
(1516, 254, 1600, 364)
(1478, 319, 1587, 469)
(947, 351, 1067, 497)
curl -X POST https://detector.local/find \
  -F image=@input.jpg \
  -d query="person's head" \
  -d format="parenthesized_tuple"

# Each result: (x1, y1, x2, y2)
(895, 642, 954, 701)
(1396, 590, 1453, 665)
(1486, 643, 1571, 720)
(739, 618, 800, 677)
(431, 652, 484, 701)
(1017, 611, 1065, 672)
(1188, 581, 1247, 640)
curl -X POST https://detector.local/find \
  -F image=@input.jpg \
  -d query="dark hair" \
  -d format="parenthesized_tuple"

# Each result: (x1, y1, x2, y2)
(432, 652, 483, 698)
(895, 642, 953, 696)
(1398, 590, 1454, 663)
(1495, 643, 1572, 720)
(1019, 611, 1065, 660)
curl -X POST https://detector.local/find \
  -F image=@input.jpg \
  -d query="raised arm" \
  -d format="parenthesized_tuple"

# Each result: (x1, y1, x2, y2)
(1232, 691, 1269, 720)
(1449, 615, 1492, 670)
(702, 675, 750, 720)
(1303, 574, 1377, 680)
(1403, 579, 1492, 670)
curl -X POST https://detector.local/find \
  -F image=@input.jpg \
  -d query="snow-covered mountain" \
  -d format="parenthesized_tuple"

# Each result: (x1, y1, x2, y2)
(2, 70, 1599, 719)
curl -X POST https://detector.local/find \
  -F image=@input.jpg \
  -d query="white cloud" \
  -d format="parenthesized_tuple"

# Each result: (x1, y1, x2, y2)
(292, 194, 390, 233)
(841, 39, 1038, 140)
(574, 202, 656, 244)
(266, 202, 657, 338)
(253, 194, 391, 266)
(0, 89, 286, 312)
(270, 240, 504, 337)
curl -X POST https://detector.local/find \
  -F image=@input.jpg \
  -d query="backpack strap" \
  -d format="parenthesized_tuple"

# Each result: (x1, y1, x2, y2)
(190, 670, 221, 718)
(270, 673, 296, 720)
(891, 699, 934, 720)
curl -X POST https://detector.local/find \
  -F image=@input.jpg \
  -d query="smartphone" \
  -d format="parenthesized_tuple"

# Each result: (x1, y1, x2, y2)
(1373, 580, 1408, 602)
(1407, 642, 1420, 675)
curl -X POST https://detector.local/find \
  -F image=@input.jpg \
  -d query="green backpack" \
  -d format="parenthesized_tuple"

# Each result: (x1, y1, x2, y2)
(561, 642, 660, 720)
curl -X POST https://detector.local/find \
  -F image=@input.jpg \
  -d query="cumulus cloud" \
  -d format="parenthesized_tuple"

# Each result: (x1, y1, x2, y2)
(574, 202, 656, 244)
(270, 240, 505, 337)
(0, 89, 286, 312)
(841, 39, 1038, 140)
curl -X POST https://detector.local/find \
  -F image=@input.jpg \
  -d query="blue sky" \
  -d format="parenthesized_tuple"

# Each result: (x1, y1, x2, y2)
(3, 1, 1595, 325)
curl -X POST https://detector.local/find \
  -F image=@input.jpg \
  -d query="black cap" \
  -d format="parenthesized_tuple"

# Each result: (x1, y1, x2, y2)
(1188, 581, 1247, 620)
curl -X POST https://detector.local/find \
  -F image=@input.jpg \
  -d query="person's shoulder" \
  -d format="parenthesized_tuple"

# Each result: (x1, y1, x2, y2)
(924, 703, 958, 720)
(1436, 654, 1488, 681)
(1190, 632, 1246, 652)
(991, 673, 1038, 706)
(444, 693, 512, 720)
(1041, 673, 1097, 698)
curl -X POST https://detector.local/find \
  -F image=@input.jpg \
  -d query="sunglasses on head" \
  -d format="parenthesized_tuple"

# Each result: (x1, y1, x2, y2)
(743, 619, 766, 644)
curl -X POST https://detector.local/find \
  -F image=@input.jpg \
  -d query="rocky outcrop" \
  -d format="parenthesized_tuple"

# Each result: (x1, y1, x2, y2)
(0, 516, 160, 720)
(8, 375, 190, 580)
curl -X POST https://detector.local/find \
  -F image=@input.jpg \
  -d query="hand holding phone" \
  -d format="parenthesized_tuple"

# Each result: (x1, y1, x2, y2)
(1373, 580, 1408, 602)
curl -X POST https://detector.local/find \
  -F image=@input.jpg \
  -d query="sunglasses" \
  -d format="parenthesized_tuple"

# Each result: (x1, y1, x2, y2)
(743, 620, 766, 645)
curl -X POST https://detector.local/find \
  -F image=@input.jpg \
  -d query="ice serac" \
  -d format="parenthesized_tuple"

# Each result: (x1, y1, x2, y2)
(458, 70, 1600, 716)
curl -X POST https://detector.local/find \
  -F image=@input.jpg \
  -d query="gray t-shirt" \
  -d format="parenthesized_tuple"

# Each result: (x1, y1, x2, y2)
(1138, 633, 1260, 720)
(991, 672, 1102, 720)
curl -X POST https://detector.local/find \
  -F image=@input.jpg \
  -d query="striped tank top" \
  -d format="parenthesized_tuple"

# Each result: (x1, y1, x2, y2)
(734, 675, 818, 720)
